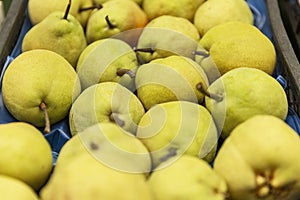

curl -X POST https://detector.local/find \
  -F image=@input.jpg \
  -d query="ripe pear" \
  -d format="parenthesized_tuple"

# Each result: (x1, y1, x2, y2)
(194, 22, 277, 83)
(22, 4, 87, 67)
(0, 122, 53, 190)
(201, 67, 288, 139)
(28, 0, 95, 27)
(136, 15, 200, 63)
(214, 115, 300, 200)
(56, 122, 152, 173)
(136, 101, 219, 169)
(142, 0, 205, 21)
(2, 49, 81, 133)
(76, 38, 138, 91)
(69, 82, 145, 136)
(135, 55, 209, 110)
(86, 0, 148, 44)
(0, 175, 39, 200)
(194, 0, 253, 36)
(148, 155, 228, 200)
(198, 21, 262, 50)
(40, 151, 153, 200)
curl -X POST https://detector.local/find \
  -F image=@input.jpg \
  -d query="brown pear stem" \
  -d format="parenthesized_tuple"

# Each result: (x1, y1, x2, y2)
(63, 0, 72, 20)
(79, 4, 103, 12)
(116, 68, 135, 78)
(193, 50, 210, 58)
(196, 82, 223, 102)
(109, 113, 125, 127)
(40, 102, 51, 134)
(135, 51, 146, 65)
(105, 15, 116, 29)
(133, 47, 155, 53)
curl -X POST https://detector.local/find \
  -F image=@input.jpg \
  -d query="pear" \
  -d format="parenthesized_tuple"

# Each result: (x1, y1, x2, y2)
(56, 122, 152, 173)
(76, 38, 138, 91)
(0, 175, 39, 200)
(136, 101, 219, 169)
(142, 0, 205, 21)
(199, 67, 288, 139)
(28, 0, 96, 27)
(0, 122, 53, 191)
(69, 82, 145, 136)
(2, 49, 81, 133)
(194, 22, 277, 83)
(135, 55, 209, 110)
(136, 15, 200, 63)
(148, 155, 228, 200)
(40, 150, 153, 200)
(214, 115, 300, 200)
(194, 0, 254, 36)
(85, 0, 148, 44)
(22, 2, 87, 67)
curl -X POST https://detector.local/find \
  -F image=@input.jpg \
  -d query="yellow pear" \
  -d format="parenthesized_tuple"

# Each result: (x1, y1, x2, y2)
(76, 38, 138, 91)
(135, 55, 209, 110)
(148, 155, 228, 200)
(22, 7, 87, 67)
(142, 0, 205, 21)
(0, 175, 39, 200)
(2, 49, 81, 133)
(136, 15, 200, 63)
(86, 0, 148, 44)
(0, 122, 53, 190)
(56, 122, 152, 174)
(194, 0, 253, 36)
(40, 150, 153, 200)
(136, 101, 218, 169)
(214, 115, 300, 200)
(202, 67, 288, 138)
(28, 0, 95, 27)
(69, 82, 145, 136)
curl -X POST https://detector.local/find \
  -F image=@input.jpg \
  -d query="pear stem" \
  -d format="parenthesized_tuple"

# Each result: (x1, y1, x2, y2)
(109, 113, 125, 127)
(116, 68, 135, 78)
(196, 82, 223, 102)
(193, 50, 210, 58)
(133, 47, 155, 53)
(105, 15, 116, 29)
(79, 4, 103, 12)
(63, 0, 72, 20)
(40, 102, 51, 134)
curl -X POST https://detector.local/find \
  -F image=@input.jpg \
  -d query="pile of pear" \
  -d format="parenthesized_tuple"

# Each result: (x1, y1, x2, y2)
(0, 0, 300, 199)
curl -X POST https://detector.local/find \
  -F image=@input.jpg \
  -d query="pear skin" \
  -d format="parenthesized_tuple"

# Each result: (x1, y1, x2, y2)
(214, 115, 300, 200)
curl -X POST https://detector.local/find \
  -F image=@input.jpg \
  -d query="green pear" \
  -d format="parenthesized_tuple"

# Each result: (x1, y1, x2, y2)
(194, 22, 277, 83)
(135, 55, 209, 110)
(136, 101, 219, 169)
(200, 67, 288, 139)
(0, 122, 53, 191)
(86, 0, 148, 44)
(22, 3, 87, 67)
(194, 0, 253, 36)
(214, 115, 300, 200)
(136, 15, 200, 63)
(142, 0, 205, 21)
(40, 150, 153, 200)
(76, 38, 138, 91)
(148, 155, 228, 200)
(28, 0, 96, 27)
(69, 82, 145, 136)
(0, 175, 39, 200)
(56, 122, 152, 173)
(2, 49, 81, 133)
